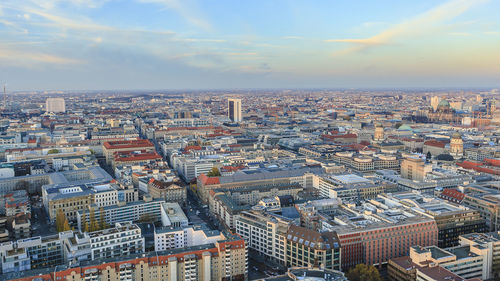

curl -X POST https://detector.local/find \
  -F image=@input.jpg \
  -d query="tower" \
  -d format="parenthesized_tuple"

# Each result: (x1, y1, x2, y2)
(430, 96, 440, 112)
(449, 132, 463, 157)
(227, 98, 242, 123)
(374, 123, 384, 141)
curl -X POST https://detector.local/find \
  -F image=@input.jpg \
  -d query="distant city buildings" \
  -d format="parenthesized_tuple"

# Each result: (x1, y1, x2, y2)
(45, 97, 66, 113)
(0, 90, 499, 280)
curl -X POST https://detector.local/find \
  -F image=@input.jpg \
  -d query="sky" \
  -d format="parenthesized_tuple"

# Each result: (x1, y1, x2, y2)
(0, 0, 500, 91)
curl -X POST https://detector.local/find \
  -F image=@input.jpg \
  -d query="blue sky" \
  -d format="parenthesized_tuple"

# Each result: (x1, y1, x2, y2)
(0, 0, 499, 90)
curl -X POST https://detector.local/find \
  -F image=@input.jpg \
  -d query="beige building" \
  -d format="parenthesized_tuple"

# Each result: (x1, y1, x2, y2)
(102, 139, 155, 165)
(148, 178, 186, 203)
(401, 157, 432, 181)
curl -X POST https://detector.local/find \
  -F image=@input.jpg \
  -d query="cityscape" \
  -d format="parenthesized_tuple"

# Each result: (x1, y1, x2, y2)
(1, 1, 500, 281)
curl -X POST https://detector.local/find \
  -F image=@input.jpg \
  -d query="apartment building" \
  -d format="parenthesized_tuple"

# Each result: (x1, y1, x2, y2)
(88, 222, 144, 260)
(235, 210, 293, 264)
(0, 232, 68, 274)
(6, 236, 248, 281)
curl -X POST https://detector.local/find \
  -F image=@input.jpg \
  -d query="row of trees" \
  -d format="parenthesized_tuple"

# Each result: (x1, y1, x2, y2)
(345, 264, 381, 281)
(57, 207, 110, 233)
(80, 207, 109, 232)
(55, 209, 71, 232)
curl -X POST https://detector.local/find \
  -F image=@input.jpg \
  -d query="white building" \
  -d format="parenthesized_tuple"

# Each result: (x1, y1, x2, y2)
(235, 210, 292, 265)
(154, 225, 225, 252)
(88, 222, 144, 260)
(160, 202, 189, 228)
(46, 98, 66, 113)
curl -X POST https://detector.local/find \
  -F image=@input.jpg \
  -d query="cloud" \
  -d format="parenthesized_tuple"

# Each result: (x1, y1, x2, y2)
(228, 52, 258, 56)
(449, 32, 472, 36)
(137, 0, 212, 31)
(484, 31, 500, 35)
(326, 0, 488, 54)
(0, 47, 83, 65)
(282, 36, 303, 40)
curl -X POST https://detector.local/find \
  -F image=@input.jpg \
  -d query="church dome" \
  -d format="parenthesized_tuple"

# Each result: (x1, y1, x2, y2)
(452, 132, 462, 139)
(437, 99, 450, 108)
(397, 124, 412, 131)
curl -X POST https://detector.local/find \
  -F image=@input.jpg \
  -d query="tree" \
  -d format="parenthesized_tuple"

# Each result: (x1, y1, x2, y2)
(426, 151, 432, 162)
(89, 208, 98, 232)
(139, 213, 155, 223)
(63, 218, 71, 232)
(81, 212, 89, 233)
(56, 209, 64, 232)
(56, 209, 71, 232)
(15, 180, 30, 194)
(99, 207, 108, 230)
(346, 264, 381, 281)
(206, 167, 220, 177)
(47, 148, 60, 154)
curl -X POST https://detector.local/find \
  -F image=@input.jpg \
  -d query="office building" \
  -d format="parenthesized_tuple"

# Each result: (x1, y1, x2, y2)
(401, 157, 432, 181)
(236, 210, 293, 265)
(45, 98, 66, 113)
(379, 192, 486, 248)
(285, 225, 341, 271)
(228, 98, 242, 122)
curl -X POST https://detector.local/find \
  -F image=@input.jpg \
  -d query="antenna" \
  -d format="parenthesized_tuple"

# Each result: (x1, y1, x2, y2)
(2, 84, 5, 110)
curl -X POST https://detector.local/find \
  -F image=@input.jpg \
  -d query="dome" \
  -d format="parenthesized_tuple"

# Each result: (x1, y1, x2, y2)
(375, 123, 383, 128)
(398, 124, 412, 131)
(436, 154, 454, 161)
(452, 132, 462, 139)
(438, 99, 450, 108)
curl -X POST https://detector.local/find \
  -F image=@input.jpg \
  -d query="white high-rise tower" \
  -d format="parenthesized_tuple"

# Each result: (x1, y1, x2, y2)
(228, 98, 242, 122)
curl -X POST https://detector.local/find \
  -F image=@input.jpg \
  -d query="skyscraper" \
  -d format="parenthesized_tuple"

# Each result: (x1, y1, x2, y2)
(46, 98, 66, 113)
(227, 98, 242, 122)
(430, 96, 440, 112)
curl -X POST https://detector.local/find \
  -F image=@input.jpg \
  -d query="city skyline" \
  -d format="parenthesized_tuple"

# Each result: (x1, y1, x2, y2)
(1, 0, 500, 90)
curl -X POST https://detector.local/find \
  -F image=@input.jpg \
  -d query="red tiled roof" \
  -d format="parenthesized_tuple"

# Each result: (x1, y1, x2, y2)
(103, 139, 154, 150)
(322, 133, 357, 140)
(221, 165, 245, 172)
(457, 160, 500, 175)
(114, 152, 162, 162)
(198, 173, 220, 185)
(439, 188, 465, 203)
(424, 140, 445, 148)
(184, 145, 202, 152)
